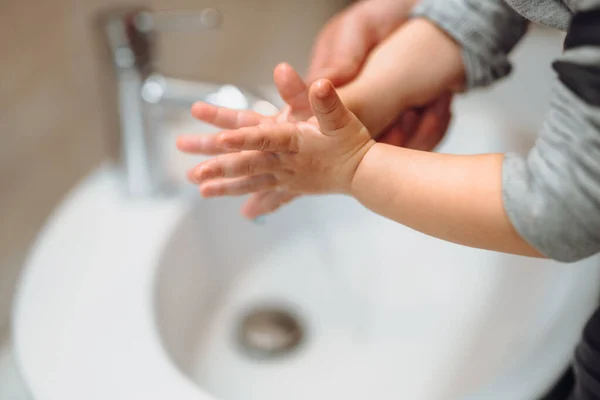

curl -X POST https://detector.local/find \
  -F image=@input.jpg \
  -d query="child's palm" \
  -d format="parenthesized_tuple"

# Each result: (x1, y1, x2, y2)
(183, 80, 373, 200)
(177, 63, 311, 218)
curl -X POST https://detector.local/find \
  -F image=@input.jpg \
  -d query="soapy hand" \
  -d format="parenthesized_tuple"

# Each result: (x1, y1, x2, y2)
(178, 63, 313, 219)
(180, 78, 375, 202)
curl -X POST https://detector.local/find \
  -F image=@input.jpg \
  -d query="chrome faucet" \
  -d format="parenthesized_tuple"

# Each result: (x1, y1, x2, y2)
(99, 7, 276, 196)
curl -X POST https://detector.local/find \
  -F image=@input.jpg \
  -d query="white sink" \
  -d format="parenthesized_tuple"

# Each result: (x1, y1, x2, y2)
(12, 97, 600, 400)
(156, 187, 600, 400)
(12, 26, 600, 400)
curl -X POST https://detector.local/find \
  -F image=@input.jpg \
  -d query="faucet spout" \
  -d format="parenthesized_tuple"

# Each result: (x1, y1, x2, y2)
(102, 8, 161, 196)
(98, 6, 275, 197)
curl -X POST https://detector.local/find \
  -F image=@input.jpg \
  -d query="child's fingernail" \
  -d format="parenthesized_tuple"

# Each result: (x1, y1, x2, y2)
(252, 215, 266, 225)
(315, 80, 332, 98)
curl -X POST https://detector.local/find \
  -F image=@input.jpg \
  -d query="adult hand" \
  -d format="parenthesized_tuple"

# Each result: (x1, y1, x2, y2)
(307, 0, 453, 151)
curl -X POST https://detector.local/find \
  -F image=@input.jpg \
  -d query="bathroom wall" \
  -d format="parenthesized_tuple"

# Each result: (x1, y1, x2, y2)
(0, 0, 351, 339)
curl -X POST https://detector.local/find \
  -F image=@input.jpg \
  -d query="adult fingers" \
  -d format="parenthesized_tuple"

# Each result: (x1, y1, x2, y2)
(404, 94, 453, 151)
(376, 110, 419, 147)
(307, 13, 370, 86)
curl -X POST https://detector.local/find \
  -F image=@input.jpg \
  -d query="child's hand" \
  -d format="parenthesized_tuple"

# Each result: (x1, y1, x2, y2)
(178, 63, 311, 218)
(185, 79, 374, 200)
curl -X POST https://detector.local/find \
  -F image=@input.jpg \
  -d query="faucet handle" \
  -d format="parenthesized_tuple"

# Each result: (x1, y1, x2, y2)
(133, 9, 223, 33)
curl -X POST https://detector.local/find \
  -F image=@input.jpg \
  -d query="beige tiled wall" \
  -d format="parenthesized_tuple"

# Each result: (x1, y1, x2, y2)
(0, 0, 350, 337)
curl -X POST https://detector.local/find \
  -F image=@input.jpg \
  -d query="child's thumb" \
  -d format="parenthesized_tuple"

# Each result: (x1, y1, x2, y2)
(309, 79, 352, 135)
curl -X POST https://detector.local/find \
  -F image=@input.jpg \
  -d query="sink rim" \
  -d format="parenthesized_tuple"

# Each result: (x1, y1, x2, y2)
(11, 164, 210, 400)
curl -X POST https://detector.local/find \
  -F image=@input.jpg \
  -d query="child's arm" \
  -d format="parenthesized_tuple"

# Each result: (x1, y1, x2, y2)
(351, 143, 540, 257)
(353, 0, 600, 262)
(340, 6, 600, 261)
(331, 17, 539, 257)
(180, 14, 537, 257)
(337, 0, 529, 136)
(188, 76, 542, 258)
(388, 0, 600, 262)
(183, 2, 600, 263)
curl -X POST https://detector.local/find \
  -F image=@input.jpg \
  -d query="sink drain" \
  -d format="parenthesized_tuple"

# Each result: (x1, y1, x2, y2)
(236, 306, 306, 359)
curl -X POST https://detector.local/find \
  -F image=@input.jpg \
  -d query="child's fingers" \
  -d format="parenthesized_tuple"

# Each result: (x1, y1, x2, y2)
(242, 190, 298, 218)
(176, 134, 238, 154)
(308, 79, 352, 135)
(199, 174, 278, 197)
(192, 101, 268, 129)
(273, 63, 311, 120)
(216, 124, 301, 152)
(190, 151, 282, 182)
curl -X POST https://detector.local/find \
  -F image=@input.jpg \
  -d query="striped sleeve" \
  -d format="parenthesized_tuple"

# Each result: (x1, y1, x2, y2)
(502, 1, 600, 262)
(411, 0, 529, 89)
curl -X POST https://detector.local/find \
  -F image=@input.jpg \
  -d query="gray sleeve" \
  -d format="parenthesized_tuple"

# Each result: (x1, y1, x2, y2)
(411, 0, 529, 89)
(502, 3, 600, 262)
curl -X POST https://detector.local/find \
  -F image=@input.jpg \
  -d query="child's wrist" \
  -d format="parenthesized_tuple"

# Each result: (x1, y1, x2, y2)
(348, 141, 381, 197)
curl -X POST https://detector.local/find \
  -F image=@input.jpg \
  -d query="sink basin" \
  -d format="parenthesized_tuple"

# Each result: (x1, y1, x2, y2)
(156, 188, 600, 400)
(12, 27, 600, 400)
(13, 97, 600, 400)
